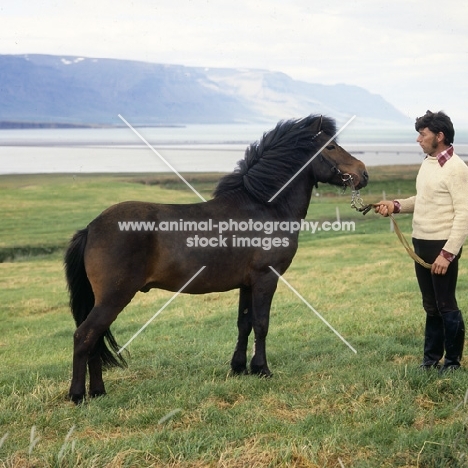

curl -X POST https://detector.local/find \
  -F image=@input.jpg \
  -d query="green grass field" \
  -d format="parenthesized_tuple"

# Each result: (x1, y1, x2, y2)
(2, 167, 468, 467)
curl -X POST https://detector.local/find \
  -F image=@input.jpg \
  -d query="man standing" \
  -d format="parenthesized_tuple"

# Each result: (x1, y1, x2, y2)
(375, 110, 468, 372)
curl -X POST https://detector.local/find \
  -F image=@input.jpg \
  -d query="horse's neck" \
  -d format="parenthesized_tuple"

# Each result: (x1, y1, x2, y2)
(213, 180, 314, 219)
(278, 177, 315, 220)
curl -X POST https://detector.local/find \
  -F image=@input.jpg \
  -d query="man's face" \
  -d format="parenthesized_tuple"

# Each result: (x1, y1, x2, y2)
(416, 127, 440, 156)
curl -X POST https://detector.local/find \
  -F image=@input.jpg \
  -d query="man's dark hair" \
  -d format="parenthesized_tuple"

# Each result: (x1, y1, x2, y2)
(415, 110, 455, 145)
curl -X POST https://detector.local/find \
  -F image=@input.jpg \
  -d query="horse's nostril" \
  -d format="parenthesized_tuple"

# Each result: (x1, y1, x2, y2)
(363, 170, 369, 181)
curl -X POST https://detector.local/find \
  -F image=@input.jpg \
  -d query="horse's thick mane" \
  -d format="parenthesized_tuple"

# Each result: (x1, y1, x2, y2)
(213, 115, 337, 203)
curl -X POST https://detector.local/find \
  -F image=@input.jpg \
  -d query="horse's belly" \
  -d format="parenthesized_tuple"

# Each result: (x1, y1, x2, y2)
(144, 261, 246, 294)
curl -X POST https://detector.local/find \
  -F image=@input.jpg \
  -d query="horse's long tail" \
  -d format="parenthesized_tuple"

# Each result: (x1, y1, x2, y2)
(64, 228, 127, 368)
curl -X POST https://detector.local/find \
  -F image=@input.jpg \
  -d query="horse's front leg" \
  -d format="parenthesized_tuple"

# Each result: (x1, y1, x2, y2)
(230, 286, 252, 374)
(250, 276, 278, 377)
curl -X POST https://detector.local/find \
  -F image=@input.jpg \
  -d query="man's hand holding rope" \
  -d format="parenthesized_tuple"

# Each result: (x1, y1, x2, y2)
(373, 200, 448, 275)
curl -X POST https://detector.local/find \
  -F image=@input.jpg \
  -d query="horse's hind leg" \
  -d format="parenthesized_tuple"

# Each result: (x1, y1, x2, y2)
(88, 352, 105, 398)
(69, 297, 133, 404)
(69, 304, 116, 403)
(231, 286, 252, 374)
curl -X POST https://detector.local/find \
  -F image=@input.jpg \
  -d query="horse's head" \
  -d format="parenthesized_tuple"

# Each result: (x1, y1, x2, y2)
(309, 122, 368, 190)
(314, 138, 369, 190)
(214, 114, 368, 203)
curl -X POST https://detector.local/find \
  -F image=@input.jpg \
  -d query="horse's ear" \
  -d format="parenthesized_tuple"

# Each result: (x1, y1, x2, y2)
(311, 115, 323, 133)
(310, 115, 323, 139)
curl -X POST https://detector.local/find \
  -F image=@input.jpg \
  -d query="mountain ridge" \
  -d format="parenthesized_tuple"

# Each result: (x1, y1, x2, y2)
(0, 54, 409, 127)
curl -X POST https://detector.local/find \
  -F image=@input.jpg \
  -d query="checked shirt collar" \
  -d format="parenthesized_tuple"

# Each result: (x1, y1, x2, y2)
(436, 145, 454, 167)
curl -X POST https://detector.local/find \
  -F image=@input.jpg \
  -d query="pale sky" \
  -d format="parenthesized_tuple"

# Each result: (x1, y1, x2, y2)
(2, 0, 468, 125)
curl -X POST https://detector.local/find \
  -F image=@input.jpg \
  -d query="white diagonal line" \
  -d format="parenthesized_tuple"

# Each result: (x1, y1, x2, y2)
(268, 115, 356, 203)
(0, 432, 8, 449)
(158, 408, 182, 424)
(269, 266, 357, 353)
(118, 114, 207, 202)
(118, 266, 206, 353)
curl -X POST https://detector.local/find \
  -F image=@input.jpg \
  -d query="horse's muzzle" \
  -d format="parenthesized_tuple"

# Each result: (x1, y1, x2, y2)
(353, 170, 369, 189)
(343, 170, 369, 190)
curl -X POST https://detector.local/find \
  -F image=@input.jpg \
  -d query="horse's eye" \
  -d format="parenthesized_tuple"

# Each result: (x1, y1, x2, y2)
(326, 144, 335, 150)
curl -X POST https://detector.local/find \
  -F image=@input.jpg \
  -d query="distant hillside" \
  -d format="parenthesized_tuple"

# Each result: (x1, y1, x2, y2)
(0, 54, 409, 126)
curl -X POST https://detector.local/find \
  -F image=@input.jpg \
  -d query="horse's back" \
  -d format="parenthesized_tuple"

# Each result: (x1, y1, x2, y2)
(82, 200, 243, 295)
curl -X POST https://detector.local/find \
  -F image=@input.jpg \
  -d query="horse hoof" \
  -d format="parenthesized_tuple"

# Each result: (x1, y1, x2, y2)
(230, 363, 248, 375)
(230, 367, 248, 376)
(89, 390, 107, 399)
(250, 366, 272, 378)
(69, 393, 85, 405)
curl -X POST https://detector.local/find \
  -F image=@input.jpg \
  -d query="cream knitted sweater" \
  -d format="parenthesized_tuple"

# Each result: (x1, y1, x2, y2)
(396, 152, 468, 255)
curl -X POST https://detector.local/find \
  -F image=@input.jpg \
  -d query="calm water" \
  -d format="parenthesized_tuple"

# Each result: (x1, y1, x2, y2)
(2, 124, 468, 174)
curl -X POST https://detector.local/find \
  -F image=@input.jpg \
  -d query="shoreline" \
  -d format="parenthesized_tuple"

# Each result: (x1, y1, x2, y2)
(0, 165, 422, 183)
(2, 141, 468, 175)
(0, 121, 186, 129)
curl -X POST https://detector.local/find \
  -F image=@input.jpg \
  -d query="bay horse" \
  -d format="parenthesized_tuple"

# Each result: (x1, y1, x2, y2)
(65, 114, 368, 403)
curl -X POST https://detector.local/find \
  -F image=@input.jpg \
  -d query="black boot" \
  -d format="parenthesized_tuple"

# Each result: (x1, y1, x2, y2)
(420, 313, 444, 369)
(440, 310, 465, 372)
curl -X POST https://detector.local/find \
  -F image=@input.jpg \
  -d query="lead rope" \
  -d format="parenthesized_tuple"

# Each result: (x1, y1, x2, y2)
(388, 214, 432, 269)
(343, 174, 432, 270)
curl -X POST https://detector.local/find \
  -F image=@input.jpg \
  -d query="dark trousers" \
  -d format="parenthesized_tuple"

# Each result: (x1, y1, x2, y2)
(413, 238, 465, 368)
